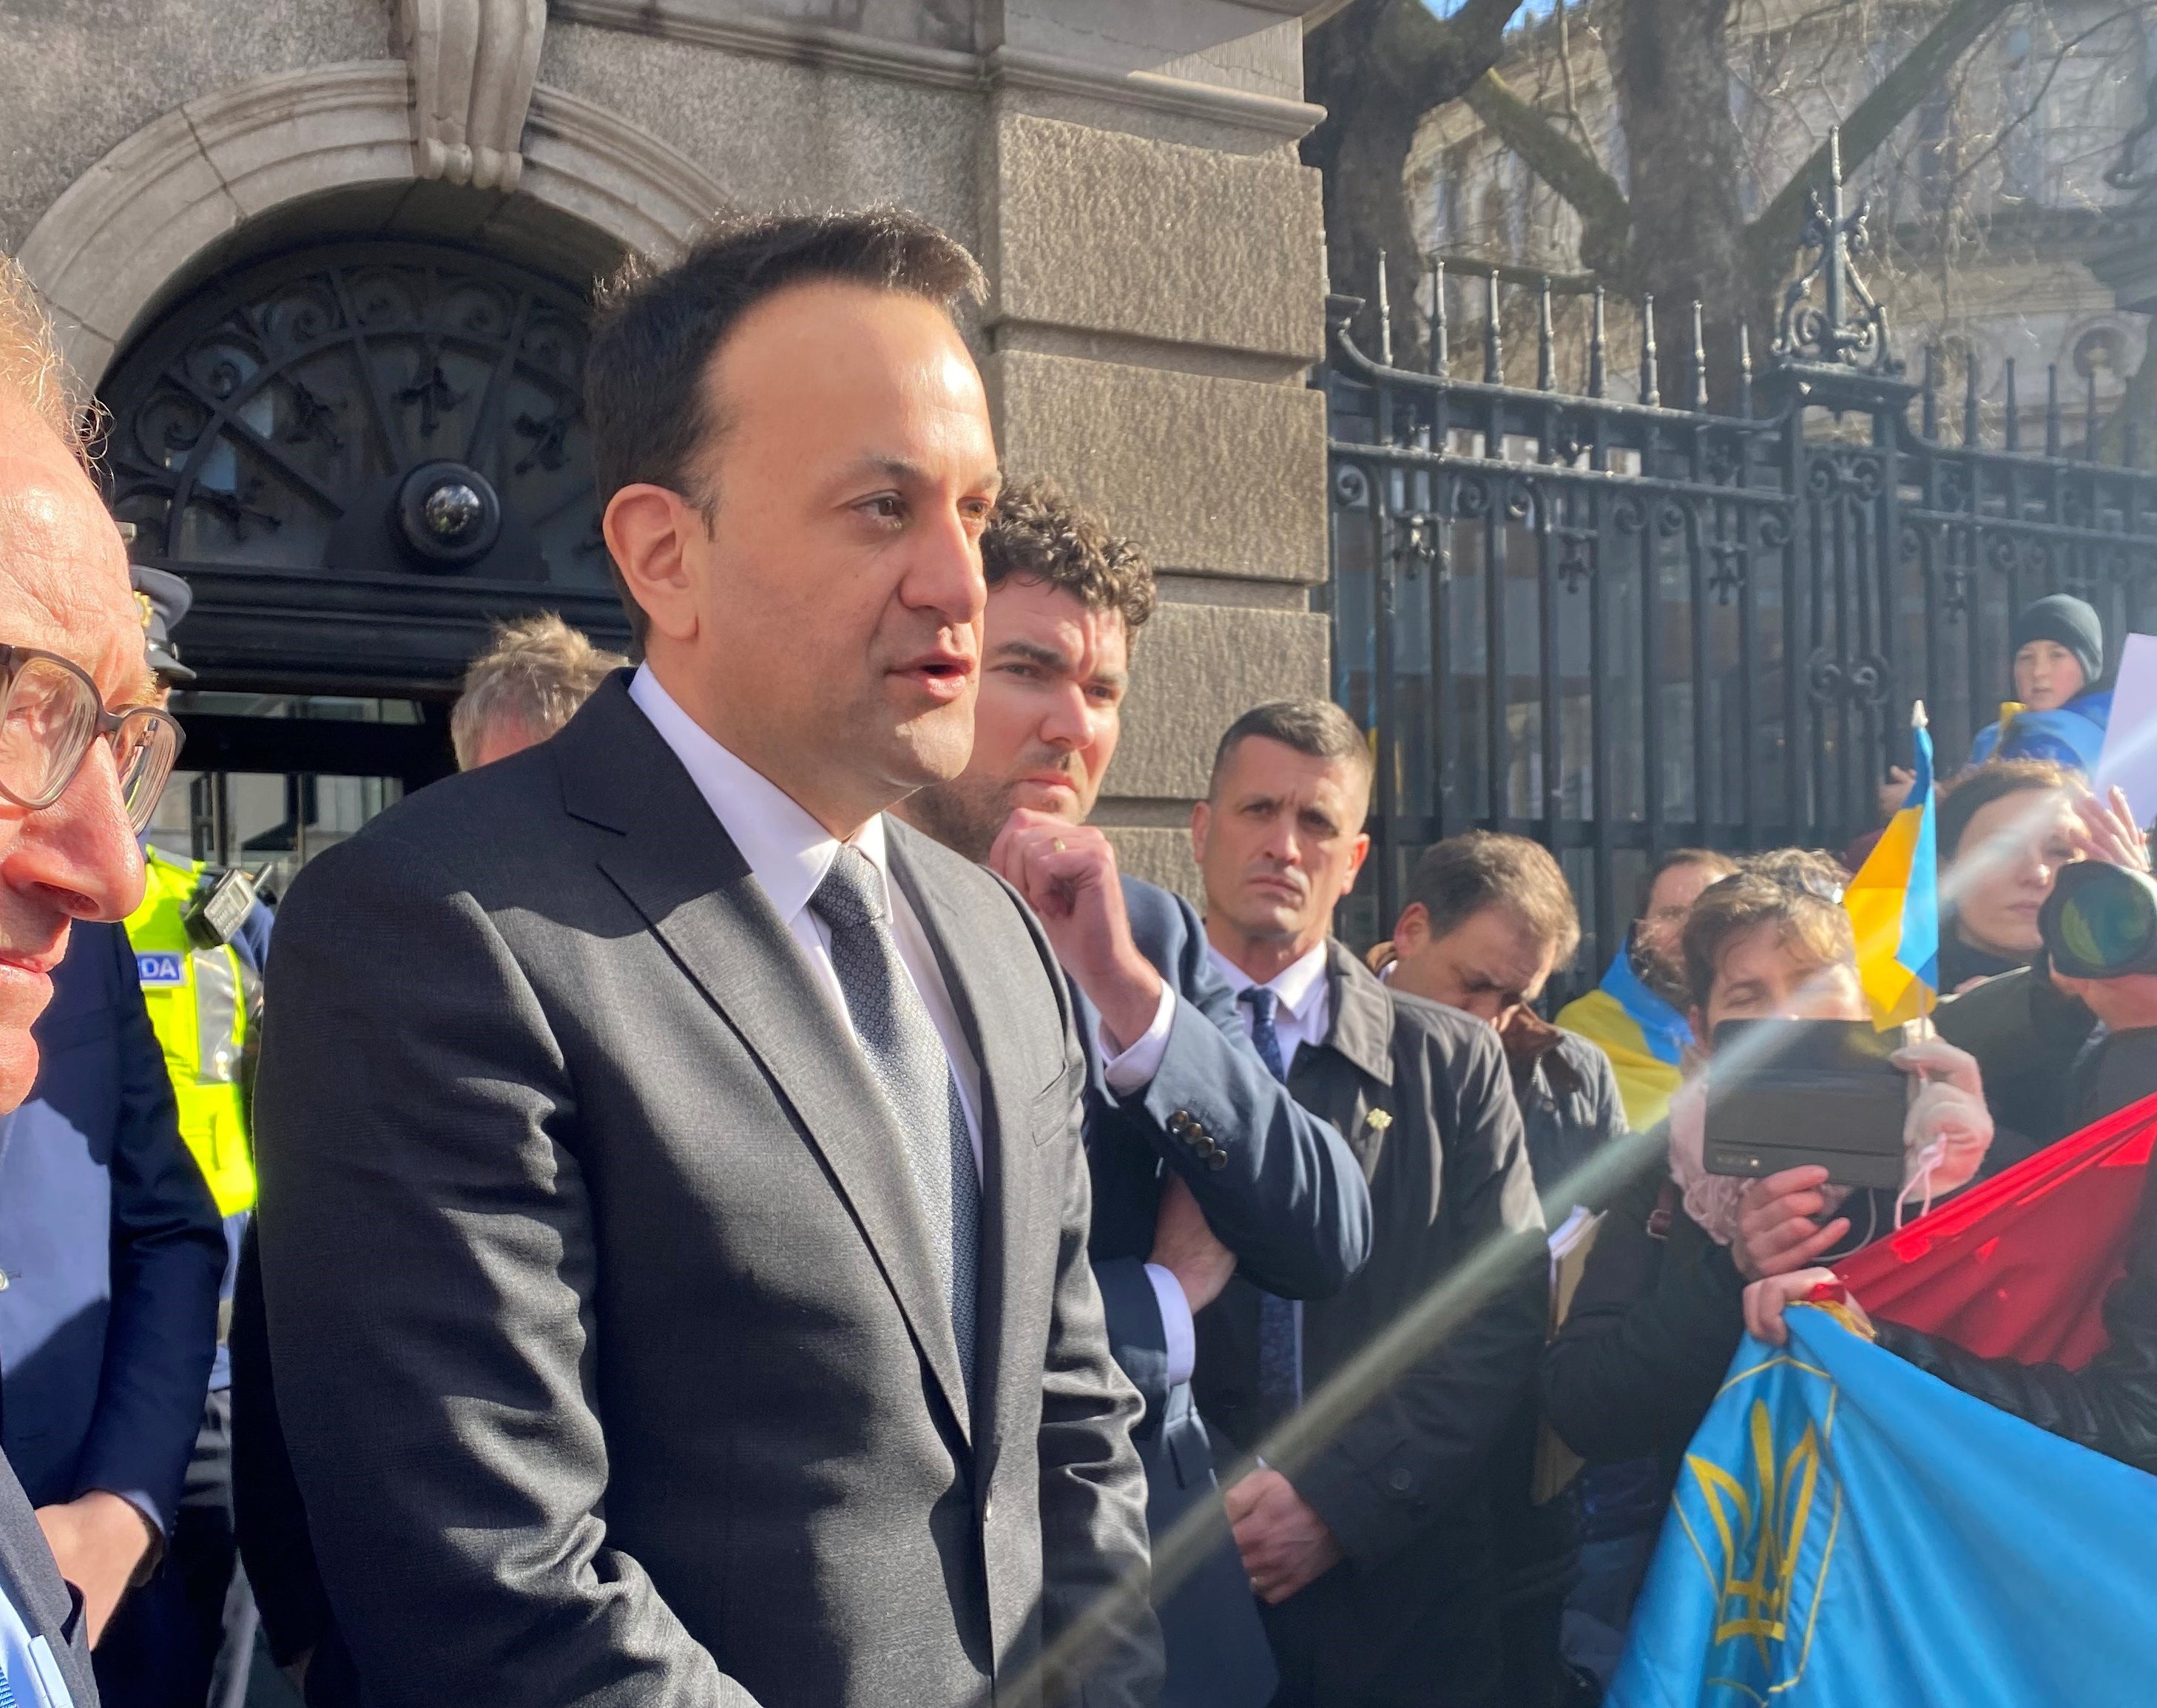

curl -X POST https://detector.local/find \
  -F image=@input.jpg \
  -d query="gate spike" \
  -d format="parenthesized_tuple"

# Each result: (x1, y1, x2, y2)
(1537, 277, 1555, 391)
(1963, 351, 1982, 448)
(1738, 323, 1754, 419)
(1589, 284, 1607, 398)
(1640, 293, 1659, 408)
(2085, 368, 2099, 461)
(1485, 270, 1503, 384)
(2004, 358, 2019, 452)
(1921, 345, 1939, 441)
(1376, 249, 1394, 368)
(1688, 301, 1707, 411)
(2045, 362, 2060, 458)
(1429, 257, 1448, 377)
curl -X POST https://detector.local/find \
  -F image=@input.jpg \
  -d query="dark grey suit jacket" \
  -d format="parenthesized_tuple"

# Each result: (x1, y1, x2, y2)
(0, 1451, 95, 1705)
(252, 675, 1161, 1708)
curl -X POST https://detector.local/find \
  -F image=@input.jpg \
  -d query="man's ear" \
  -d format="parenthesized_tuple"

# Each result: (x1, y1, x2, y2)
(604, 483, 704, 645)
(1393, 902, 1431, 953)
(1690, 1005, 1712, 1050)
(1189, 799, 1211, 866)
(1341, 830, 1371, 896)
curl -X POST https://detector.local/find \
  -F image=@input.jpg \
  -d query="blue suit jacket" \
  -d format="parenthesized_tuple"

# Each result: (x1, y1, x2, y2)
(1079, 877, 1372, 1708)
(0, 922, 225, 1539)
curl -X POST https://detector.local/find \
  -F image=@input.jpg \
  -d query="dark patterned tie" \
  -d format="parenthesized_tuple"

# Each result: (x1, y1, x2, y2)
(1238, 986, 1301, 1414)
(811, 845, 980, 1405)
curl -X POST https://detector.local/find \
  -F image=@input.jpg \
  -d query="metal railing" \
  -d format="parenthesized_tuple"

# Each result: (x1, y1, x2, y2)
(1323, 131, 2157, 981)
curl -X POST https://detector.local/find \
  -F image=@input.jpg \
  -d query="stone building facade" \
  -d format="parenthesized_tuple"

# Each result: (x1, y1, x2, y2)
(2, 0, 1335, 895)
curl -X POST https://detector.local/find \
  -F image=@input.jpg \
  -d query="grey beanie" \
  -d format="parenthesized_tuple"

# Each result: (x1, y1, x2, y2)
(2009, 593, 2104, 692)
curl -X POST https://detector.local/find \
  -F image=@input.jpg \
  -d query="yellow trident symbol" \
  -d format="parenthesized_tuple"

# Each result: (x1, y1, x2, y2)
(1686, 1397, 1824, 1664)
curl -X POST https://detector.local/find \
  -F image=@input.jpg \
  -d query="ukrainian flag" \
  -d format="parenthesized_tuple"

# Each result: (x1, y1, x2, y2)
(1607, 1306, 2157, 1707)
(1843, 705, 1938, 1028)
(1556, 951, 1694, 1130)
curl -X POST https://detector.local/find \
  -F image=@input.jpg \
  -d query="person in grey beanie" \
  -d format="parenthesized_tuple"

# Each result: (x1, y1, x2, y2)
(1968, 592, 2112, 771)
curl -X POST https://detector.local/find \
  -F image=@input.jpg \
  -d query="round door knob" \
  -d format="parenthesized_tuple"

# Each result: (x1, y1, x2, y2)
(396, 460, 502, 567)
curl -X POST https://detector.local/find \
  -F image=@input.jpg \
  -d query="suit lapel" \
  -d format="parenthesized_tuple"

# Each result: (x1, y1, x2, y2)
(556, 681, 973, 1440)
(885, 826, 1042, 1459)
(0, 1457, 89, 1704)
(1296, 941, 1399, 1175)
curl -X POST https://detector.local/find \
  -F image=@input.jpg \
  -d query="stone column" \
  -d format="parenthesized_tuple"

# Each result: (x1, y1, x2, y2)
(976, 3, 1333, 899)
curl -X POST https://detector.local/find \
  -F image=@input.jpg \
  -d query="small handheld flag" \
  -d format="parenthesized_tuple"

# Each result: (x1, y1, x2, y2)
(1845, 702, 1939, 1028)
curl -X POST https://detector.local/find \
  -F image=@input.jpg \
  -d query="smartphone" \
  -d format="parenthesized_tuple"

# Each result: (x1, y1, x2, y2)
(1703, 1018, 1908, 1190)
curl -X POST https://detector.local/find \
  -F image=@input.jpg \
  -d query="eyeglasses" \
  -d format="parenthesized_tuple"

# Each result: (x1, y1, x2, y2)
(0, 647, 183, 834)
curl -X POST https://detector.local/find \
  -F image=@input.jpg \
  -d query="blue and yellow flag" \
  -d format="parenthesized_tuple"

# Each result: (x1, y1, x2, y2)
(1556, 951, 1694, 1130)
(1844, 706, 1938, 1027)
(1609, 1307, 2157, 1707)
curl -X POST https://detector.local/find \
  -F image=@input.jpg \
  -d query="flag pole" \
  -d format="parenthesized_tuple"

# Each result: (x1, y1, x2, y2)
(1911, 698, 1937, 1035)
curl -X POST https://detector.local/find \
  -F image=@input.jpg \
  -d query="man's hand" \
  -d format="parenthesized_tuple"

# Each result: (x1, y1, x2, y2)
(1224, 1468, 1343, 1604)
(988, 809, 1163, 1051)
(1744, 1268, 1872, 1347)
(1151, 1173, 1236, 1314)
(36, 1490, 155, 1646)
(1877, 766, 1916, 825)
(1732, 1166, 1851, 1283)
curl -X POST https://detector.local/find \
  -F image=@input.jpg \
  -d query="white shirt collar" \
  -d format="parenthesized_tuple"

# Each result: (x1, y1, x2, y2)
(628, 662, 890, 927)
(1206, 939, 1331, 1022)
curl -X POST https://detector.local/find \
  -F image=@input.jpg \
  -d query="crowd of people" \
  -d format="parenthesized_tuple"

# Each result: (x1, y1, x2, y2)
(0, 205, 2152, 1708)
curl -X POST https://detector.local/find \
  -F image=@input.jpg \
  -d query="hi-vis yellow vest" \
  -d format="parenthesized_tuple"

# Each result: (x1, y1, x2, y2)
(125, 849, 255, 1216)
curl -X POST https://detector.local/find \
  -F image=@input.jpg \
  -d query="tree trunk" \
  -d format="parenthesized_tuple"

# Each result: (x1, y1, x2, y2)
(1303, 0, 1525, 368)
(1303, 6, 1430, 365)
(1609, 0, 1752, 398)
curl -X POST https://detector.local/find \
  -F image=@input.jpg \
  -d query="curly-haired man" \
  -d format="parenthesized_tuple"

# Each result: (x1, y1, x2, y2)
(899, 479, 1371, 1708)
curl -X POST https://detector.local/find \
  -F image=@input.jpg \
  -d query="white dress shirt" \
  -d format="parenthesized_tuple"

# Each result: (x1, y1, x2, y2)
(629, 666, 987, 1172)
(1198, 938, 1332, 1405)
(1207, 939, 1334, 1073)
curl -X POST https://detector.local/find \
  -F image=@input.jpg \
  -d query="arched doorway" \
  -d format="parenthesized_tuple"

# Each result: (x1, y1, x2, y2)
(99, 232, 624, 880)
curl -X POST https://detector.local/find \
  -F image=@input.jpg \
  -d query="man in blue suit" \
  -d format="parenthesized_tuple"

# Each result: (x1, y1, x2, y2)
(0, 920, 225, 1681)
(0, 252, 207, 1704)
(899, 479, 1373, 1708)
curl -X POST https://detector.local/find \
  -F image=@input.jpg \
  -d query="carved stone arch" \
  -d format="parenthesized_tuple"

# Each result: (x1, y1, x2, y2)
(16, 61, 729, 385)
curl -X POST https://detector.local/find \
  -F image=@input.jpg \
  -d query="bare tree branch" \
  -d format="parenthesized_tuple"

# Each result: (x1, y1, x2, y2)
(1465, 69, 1631, 274)
(1944, 5, 2144, 195)
(1743, 0, 2024, 283)
(1303, 0, 1528, 358)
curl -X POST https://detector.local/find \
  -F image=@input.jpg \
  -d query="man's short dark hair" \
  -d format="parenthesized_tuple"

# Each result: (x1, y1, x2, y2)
(983, 478, 1155, 641)
(1937, 757, 2076, 862)
(1405, 831, 1582, 965)
(1208, 700, 1373, 803)
(584, 208, 988, 647)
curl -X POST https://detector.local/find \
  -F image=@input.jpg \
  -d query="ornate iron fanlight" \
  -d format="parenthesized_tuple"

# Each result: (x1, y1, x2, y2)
(101, 242, 606, 590)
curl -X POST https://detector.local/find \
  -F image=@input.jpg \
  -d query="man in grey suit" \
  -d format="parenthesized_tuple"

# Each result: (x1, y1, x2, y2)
(0, 254, 193, 1705)
(251, 212, 1161, 1708)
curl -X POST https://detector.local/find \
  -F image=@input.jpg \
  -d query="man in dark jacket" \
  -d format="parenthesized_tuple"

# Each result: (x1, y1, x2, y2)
(1383, 831, 1626, 1204)
(1184, 701, 1548, 1708)
(1381, 831, 1623, 1706)
(899, 482, 1371, 1708)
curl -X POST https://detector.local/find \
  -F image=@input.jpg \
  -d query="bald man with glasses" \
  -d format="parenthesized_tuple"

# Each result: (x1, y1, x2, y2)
(0, 254, 209, 1708)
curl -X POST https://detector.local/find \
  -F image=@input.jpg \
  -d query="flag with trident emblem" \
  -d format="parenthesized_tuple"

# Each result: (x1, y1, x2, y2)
(1607, 1300, 2157, 1706)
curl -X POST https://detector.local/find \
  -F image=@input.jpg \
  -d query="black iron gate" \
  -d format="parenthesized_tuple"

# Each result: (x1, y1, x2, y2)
(1325, 137, 2157, 983)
